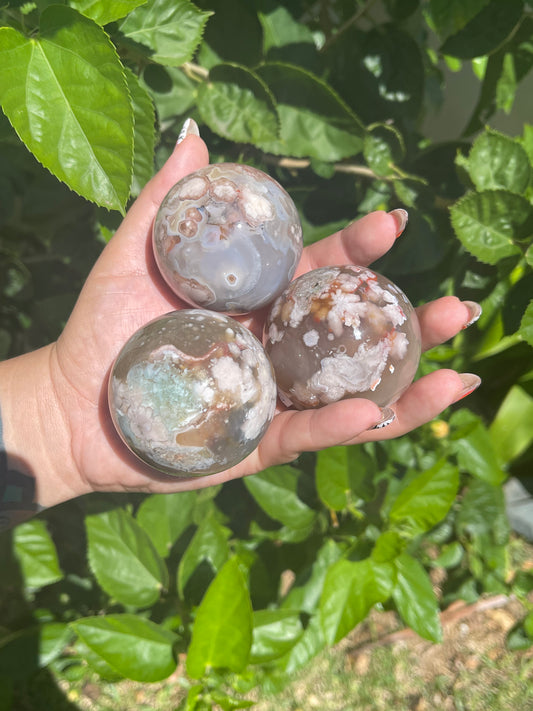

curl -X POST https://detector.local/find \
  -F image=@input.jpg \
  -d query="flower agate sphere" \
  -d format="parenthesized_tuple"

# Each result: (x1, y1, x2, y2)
(264, 266, 422, 409)
(108, 310, 277, 476)
(152, 163, 303, 314)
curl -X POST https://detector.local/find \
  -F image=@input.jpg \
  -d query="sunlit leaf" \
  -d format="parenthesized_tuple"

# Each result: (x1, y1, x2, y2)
(71, 614, 178, 682)
(197, 63, 279, 144)
(13, 519, 62, 589)
(119, 0, 212, 66)
(186, 558, 253, 678)
(450, 190, 528, 265)
(0, 6, 133, 211)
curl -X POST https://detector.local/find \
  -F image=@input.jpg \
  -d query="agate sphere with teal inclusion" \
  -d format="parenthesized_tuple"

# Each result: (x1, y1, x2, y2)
(264, 266, 422, 409)
(108, 310, 277, 477)
(152, 163, 303, 314)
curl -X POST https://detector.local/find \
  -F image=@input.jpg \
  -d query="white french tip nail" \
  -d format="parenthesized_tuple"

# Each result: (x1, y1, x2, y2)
(370, 407, 396, 430)
(177, 118, 200, 145)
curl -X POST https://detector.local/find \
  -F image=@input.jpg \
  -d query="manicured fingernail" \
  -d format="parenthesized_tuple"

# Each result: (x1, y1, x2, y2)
(388, 208, 408, 238)
(453, 373, 481, 402)
(462, 301, 482, 328)
(370, 407, 396, 430)
(176, 117, 200, 145)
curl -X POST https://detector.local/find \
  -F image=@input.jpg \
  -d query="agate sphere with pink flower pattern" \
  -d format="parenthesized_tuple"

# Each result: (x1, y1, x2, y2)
(264, 266, 421, 409)
(109, 310, 277, 476)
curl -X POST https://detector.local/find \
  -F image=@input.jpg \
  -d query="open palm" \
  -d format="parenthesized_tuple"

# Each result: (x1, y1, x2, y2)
(50, 133, 477, 498)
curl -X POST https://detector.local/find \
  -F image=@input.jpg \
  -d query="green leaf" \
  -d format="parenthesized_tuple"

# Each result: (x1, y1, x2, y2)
(186, 558, 253, 679)
(315, 446, 351, 511)
(426, 0, 490, 40)
(72, 0, 149, 25)
(450, 409, 506, 484)
(255, 62, 365, 161)
(489, 385, 533, 463)
(71, 614, 178, 682)
(440, 0, 524, 59)
(197, 63, 279, 145)
(388, 460, 460, 535)
(141, 64, 196, 124)
(125, 67, 155, 196)
(250, 609, 303, 664)
(39, 622, 72, 667)
(136, 491, 196, 558)
(320, 558, 394, 645)
(0, 6, 134, 212)
(244, 466, 316, 531)
(363, 123, 405, 177)
(258, 5, 315, 54)
(461, 130, 531, 193)
(177, 515, 231, 598)
(519, 301, 533, 346)
(13, 519, 62, 589)
(450, 190, 528, 265)
(119, 0, 212, 66)
(392, 553, 442, 642)
(86, 507, 169, 607)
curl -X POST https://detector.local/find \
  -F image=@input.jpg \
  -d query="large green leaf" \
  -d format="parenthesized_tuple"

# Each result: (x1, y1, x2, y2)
(250, 609, 303, 664)
(177, 515, 231, 598)
(388, 460, 460, 535)
(450, 409, 506, 484)
(255, 62, 365, 161)
(197, 63, 279, 145)
(86, 507, 168, 607)
(125, 67, 155, 196)
(13, 519, 63, 589)
(458, 130, 531, 194)
(392, 554, 442, 642)
(0, 6, 133, 212)
(119, 0, 211, 66)
(440, 0, 524, 58)
(244, 466, 316, 532)
(71, 614, 178, 682)
(320, 558, 393, 645)
(72, 0, 149, 25)
(136, 491, 196, 558)
(450, 190, 528, 265)
(489, 385, 533, 463)
(186, 558, 253, 679)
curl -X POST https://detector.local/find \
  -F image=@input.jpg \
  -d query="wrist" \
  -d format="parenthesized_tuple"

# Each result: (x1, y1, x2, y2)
(0, 344, 84, 518)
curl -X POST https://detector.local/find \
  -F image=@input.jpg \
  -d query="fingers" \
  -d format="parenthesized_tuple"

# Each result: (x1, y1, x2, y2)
(255, 398, 383, 464)
(296, 209, 406, 276)
(417, 296, 481, 351)
(359, 369, 480, 443)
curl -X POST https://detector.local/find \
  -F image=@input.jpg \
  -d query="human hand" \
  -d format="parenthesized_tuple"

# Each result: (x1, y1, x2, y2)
(39, 122, 480, 504)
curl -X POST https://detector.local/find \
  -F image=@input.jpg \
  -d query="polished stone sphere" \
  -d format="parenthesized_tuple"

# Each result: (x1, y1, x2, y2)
(264, 266, 421, 409)
(152, 163, 303, 314)
(109, 310, 277, 476)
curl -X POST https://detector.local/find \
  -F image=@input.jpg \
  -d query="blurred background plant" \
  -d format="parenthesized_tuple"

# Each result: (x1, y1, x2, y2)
(1, 1, 533, 709)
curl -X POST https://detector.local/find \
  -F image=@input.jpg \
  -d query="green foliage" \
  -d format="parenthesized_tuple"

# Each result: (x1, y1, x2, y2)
(2, 0, 533, 708)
